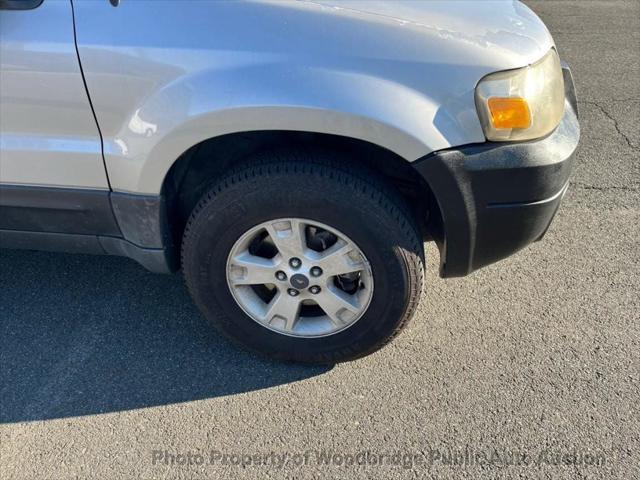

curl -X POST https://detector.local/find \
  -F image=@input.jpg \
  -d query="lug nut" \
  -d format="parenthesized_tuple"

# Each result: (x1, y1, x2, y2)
(309, 285, 321, 295)
(275, 271, 287, 281)
(310, 266, 323, 277)
(289, 257, 302, 269)
(287, 288, 300, 297)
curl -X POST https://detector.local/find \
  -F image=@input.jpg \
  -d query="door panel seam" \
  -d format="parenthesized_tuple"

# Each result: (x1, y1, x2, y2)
(70, 0, 113, 191)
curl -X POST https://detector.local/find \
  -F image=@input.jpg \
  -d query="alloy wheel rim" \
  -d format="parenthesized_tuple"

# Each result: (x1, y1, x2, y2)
(226, 218, 374, 338)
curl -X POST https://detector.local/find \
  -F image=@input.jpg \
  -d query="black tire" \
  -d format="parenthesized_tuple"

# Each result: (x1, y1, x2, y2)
(181, 151, 424, 364)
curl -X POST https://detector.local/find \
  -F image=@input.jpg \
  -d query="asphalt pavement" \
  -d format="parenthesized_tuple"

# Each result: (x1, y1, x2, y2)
(1, 1, 638, 479)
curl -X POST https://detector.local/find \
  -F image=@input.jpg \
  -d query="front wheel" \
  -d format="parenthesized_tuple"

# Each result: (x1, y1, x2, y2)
(181, 154, 424, 363)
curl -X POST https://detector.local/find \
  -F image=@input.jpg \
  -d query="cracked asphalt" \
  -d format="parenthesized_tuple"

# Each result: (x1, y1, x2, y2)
(1, 1, 638, 479)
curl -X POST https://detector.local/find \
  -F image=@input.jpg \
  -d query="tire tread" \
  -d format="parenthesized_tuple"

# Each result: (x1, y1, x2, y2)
(181, 151, 424, 363)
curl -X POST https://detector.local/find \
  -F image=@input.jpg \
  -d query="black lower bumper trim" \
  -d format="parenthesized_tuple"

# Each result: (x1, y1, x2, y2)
(413, 73, 580, 277)
(472, 181, 569, 272)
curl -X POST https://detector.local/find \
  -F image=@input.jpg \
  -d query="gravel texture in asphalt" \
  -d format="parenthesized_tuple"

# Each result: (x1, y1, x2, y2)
(1, 1, 638, 478)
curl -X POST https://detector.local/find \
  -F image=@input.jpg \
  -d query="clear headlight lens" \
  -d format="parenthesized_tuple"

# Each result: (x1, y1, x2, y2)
(475, 49, 565, 142)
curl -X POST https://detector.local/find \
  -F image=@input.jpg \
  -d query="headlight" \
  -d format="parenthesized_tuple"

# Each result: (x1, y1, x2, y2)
(475, 49, 565, 142)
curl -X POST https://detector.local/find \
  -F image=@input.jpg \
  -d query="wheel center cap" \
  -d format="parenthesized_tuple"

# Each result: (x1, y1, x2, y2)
(290, 273, 309, 289)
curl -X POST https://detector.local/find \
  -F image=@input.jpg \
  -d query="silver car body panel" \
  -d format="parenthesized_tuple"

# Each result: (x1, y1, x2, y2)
(71, 0, 554, 194)
(0, 0, 108, 189)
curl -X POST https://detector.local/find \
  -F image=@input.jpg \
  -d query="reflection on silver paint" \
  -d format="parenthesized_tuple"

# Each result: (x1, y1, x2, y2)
(73, 0, 554, 194)
(0, 1, 108, 189)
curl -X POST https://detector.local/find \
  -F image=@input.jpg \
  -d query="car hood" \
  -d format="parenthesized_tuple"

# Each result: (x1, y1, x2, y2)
(302, 0, 554, 69)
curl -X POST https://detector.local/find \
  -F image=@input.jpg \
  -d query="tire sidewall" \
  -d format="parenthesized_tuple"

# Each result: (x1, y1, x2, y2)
(183, 163, 419, 362)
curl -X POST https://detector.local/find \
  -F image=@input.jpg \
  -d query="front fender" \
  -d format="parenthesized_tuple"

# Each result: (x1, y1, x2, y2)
(102, 64, 480, 194)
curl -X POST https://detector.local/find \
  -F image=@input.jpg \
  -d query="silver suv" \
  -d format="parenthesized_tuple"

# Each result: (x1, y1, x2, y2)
(0, 0, 579, 363)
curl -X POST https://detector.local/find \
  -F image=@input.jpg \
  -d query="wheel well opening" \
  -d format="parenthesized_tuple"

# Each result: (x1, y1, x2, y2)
(162, 131, 442, 256)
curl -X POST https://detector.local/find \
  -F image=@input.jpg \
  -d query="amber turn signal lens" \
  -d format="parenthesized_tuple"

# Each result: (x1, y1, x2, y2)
(488, 97, 531, 130)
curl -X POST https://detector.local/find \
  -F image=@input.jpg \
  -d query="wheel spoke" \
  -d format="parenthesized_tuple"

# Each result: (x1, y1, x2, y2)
(316, 240, 365, 277)
(265, 219, 307, 258)
(227, 218, 374, 337)
(228, 251, 278, 285)
(263, 291, 301, 332)
(314, 286, 361, 326)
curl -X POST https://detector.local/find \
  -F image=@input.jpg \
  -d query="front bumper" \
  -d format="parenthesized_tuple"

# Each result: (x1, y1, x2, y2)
(413, 65, 580, 277)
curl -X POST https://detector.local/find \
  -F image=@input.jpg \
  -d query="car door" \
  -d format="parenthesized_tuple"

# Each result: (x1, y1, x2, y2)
(0, 0, 108, 189)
